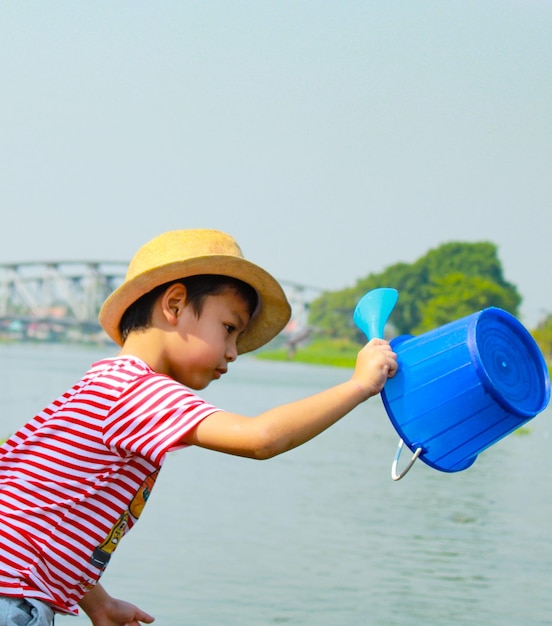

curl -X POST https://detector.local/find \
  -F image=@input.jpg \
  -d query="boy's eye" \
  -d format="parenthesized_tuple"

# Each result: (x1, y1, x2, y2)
(224, 324, 236, 334)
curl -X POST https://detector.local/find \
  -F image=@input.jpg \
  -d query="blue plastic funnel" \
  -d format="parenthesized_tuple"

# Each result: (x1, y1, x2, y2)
(353, 288, 399, 340)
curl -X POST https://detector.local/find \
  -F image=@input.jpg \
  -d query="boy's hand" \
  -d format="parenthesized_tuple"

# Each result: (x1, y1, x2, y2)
(87, 596, 155, 626)
(352, 338, 398, 399)
(80, 584, 155, 626)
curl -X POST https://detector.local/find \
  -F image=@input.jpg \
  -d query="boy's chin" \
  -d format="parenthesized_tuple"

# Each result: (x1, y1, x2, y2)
(187, 378, 211, 391)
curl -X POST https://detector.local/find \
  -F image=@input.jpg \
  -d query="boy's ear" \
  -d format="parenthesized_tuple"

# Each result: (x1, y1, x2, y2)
(160, 283, 188, 325)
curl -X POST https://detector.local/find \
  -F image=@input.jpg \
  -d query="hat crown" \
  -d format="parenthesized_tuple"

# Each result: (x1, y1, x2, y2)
(127, 229, 244, 281)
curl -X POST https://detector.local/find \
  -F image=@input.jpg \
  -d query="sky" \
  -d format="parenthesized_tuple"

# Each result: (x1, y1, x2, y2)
(1, 1, 550, 327)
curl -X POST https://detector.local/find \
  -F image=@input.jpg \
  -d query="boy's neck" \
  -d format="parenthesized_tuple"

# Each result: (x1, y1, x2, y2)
(118, 328, 168, 376)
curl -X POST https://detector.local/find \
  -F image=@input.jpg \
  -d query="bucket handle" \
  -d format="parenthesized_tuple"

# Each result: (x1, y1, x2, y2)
(391, 439, 423, 481)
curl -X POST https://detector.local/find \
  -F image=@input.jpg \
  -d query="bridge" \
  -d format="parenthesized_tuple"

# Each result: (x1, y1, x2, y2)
(0, 261, 323, 345)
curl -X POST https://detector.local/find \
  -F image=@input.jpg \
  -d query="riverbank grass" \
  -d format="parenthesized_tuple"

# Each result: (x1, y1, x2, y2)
(257, 338, 359, 368)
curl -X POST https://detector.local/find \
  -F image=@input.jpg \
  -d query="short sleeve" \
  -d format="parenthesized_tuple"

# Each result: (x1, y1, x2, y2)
(104, 373, 221, 465)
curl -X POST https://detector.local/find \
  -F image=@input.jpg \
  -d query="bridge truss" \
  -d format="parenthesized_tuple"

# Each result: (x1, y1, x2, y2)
(0, 261, 321, 345)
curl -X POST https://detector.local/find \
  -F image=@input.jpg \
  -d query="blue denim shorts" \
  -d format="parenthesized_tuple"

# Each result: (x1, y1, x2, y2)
(0, 597, 54, 626)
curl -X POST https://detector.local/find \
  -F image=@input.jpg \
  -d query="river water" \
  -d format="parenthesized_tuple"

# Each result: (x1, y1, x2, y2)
(1, 343, 551, 625)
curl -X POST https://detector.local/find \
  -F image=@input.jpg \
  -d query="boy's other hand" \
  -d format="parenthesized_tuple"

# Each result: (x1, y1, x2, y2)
(84, 594, 155, 626)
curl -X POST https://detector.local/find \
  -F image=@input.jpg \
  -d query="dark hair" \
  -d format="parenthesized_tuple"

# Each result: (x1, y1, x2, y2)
(119, 274, 259, 343)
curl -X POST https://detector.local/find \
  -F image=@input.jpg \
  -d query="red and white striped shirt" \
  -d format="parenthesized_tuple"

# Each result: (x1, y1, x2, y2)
(0, 356, 220, 614)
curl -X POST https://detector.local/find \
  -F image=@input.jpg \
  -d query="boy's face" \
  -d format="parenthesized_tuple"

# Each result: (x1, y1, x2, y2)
(165, 289, 252, 390)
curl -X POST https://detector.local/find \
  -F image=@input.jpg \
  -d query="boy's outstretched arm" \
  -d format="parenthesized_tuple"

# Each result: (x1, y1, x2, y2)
(79, 583, 155, 626)
(183, 338, 397, 459)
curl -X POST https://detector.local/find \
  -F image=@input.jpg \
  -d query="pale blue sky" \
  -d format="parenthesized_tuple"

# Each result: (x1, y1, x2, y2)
(1, 1, 550, 326)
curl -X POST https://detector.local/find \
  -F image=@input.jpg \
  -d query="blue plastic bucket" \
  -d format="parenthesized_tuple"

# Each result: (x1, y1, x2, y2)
(381, 307, 550, 473)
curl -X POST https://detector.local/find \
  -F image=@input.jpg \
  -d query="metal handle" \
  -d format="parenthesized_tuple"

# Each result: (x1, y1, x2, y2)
(391, 438, 423, 481)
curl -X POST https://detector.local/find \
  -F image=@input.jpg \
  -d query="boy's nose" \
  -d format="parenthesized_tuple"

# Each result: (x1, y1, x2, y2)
(225, 343, 238, 362)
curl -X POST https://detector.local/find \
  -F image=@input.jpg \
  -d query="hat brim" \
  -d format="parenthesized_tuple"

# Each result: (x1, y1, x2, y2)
(99, 255, 291, 354)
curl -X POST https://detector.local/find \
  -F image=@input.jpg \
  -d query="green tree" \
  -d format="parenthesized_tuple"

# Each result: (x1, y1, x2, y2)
(308, 241, 521, 342)
(532, 313, 552, 363)
(414, 273, 522, 334)
(308, 286, 359, 340)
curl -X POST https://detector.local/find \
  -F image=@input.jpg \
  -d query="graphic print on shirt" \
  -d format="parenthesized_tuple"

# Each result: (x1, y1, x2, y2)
(90, 469, 159, 570)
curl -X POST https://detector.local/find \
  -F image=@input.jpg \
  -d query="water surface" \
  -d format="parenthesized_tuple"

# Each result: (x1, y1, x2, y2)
(1, 344, 551, 625)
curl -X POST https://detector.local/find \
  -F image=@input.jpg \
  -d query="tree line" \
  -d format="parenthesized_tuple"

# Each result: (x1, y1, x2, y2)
(307, 241, 551, 362)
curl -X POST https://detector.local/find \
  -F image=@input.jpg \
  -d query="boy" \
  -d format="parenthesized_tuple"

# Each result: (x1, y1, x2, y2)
(0, 229, 397, 625)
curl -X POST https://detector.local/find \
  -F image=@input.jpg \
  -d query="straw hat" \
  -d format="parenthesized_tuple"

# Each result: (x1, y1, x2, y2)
(99, 229, 291, 353)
